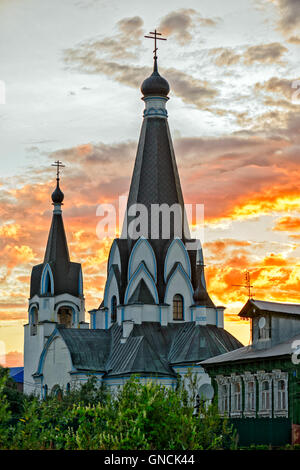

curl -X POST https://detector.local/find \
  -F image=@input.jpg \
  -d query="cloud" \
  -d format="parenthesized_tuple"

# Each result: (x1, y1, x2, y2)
(210, 48, 241, 67)
(255, 76, 298, 99)
(76, 16, 144, 61)
(64, 49, 218, 109)
(244, 42, 287, 64)
(158, 9, 218, 44)
(273, 216, 300, 232)
(269, 0, 300, 34)
(0, 350, 23, 367)
(210, 42, 287, 67)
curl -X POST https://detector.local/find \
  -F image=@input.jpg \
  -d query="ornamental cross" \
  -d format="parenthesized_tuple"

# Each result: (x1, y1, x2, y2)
(51, 160, 65, 179)
(144, 29, 167, 60)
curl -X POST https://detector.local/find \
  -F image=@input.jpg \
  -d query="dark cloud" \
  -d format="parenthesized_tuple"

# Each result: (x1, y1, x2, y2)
(244, 42, 287, 64)
(158, 9, 218, 44)
(64, 50, 218, 109)
(269, 0, 300, 34)
(210, 42, 287, 67)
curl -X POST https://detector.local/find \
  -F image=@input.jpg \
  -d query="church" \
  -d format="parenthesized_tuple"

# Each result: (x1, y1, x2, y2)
(23, 34, 242, 398)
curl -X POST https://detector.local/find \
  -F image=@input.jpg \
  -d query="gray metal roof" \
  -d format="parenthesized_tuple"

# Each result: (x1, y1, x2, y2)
(30, 208, 82, 298)
(54, 322, 243, 378)
(58, 327, 111, 371)
(239, 299, 300, 318)
(200, 332, 300, 367)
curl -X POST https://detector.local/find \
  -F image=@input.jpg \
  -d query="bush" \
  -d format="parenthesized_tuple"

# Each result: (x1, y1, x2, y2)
(0, 374, 236, 450)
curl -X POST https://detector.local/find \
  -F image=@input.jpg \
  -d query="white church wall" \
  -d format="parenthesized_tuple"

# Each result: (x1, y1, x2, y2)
(164, 239, 191, 282)
(206, 308, 218, 326)
(41, 335, 73, 394)
(24, 322, 56, 395)
(164, 265, 194, 323)
(128, 238, 157, 282)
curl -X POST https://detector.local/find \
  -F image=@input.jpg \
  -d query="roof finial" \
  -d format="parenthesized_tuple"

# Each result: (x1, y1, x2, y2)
(144, 29, 167, 72)
(51, 160, 65, 205)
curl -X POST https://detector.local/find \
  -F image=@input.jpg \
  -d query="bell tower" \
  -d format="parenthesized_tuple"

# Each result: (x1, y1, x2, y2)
(23, 162, 87, 395)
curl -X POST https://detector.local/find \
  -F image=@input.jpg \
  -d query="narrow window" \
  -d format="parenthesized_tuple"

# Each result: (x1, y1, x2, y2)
(232, 382, 241, 411)
(220, 384, 229, 414)
(278, 380, 287, 410)
(247, 381, 255, 411)
(30, 307, 38, 336)
(173, 294, 183, 320)
(262, 381, 271, 410)
(111, 296, 117, 323)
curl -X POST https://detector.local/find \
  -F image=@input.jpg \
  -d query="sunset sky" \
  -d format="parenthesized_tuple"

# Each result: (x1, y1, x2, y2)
(0, 0, 300, 366)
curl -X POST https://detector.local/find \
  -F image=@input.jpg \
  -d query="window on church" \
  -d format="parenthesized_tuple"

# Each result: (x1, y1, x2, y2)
(247, 381, 255, 411)
(173, 294, 183, 320)
(66, 383, 71, 394)
(30, 307, 38, 336)
(43, 384, 48, 399)
(111, 296, 117, 323)
(232, 382, 241, 412)
(277, 380, 287, 410)
(57, 307, 72, 328)
(261, 381, 271, 410)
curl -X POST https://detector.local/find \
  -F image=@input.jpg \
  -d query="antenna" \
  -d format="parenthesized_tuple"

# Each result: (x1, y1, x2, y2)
(232, 270, 254, 299)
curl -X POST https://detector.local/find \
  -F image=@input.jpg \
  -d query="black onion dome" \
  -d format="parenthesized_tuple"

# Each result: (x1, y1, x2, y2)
(51, 180, 64, 204)
(141, 59, 170, 97)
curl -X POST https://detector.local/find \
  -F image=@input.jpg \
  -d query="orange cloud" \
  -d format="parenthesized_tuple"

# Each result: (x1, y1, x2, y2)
(273, 216, 300, 232)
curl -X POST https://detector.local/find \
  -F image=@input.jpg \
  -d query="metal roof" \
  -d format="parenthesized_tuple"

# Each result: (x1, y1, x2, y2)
(239, 299, 300, 318)
(53, 322, 243, 378)
(200, 332, 300, 367)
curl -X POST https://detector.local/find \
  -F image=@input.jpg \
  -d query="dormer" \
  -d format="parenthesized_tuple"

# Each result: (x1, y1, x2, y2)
(239, 299, 300, 350)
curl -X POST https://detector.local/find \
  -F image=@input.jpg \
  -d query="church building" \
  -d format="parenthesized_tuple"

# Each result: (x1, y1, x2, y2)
(24, 35, 242, 398)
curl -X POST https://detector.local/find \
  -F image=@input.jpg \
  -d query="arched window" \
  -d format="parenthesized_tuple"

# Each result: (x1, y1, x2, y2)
(262, 381, 271, 410)
(52, 385, 62, 400)
(173, 294, 183, 320)
(30, 307, 38, 336)
(66, 383, 71, 394)
(111, 296, 117, 323)
(277, 380, 287, 410)
(57, 307, 72, 328)
(43, 384, 48, 399)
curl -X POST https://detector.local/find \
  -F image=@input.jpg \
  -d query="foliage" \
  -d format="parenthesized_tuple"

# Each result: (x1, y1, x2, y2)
(0, 372, 236, 450)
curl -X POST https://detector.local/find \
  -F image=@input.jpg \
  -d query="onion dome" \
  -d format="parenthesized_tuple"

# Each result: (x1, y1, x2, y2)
(141, 58, 170, 98)
(51, 179, 64, 204)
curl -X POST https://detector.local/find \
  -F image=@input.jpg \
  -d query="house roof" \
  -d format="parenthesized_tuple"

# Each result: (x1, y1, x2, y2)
(200, 332, 300, 367)
(239, 299, 300, 318)
(9, 367, 24, 383)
